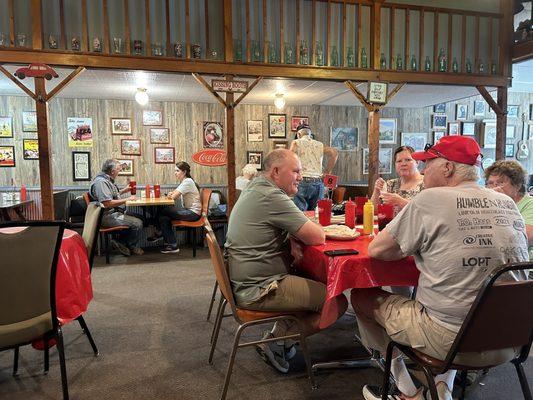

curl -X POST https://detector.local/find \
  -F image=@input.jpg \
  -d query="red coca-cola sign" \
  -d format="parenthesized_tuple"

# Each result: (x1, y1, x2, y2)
(192, 149, 227, 166)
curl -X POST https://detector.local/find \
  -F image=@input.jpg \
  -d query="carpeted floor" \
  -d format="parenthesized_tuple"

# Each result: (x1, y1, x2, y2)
(1, 247, 531, 400)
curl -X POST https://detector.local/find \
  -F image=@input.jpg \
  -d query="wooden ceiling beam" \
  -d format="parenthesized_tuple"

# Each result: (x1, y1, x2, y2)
(46, 66, 85, 101)
(0, 65, 37, 100)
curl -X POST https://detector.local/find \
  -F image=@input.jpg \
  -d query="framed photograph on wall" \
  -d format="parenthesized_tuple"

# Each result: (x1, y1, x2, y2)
(456, 104, 468, 121)
(505, 144, 515, 158)
(507, 105, 519, 118)
(434, 131, 446, 142)
(203, 121, 224, 148)
(367, 82, 388, 104)
(0, 145, 15, 167)
(482, 122, 497, 148)
(376, 118, 396, 144)
(154, 147, 175, 164)
(23, 139, 39, 160)
(290, 116, 309, 131)
(22, 111, 37, 132)
(506, 125, 516, 140)
(400, 132, 427, 151)
(150, 128, 170, 144)
(142, 110, 163, 126)
(0, 117, 13, 138)
(461, 122, 476, 136)
(362, 147, 393, 175)
(247, 120, 263, 142)
(272, 140, 289, 150)
(474, 101, 485, 117)
(67, 117, 93, 148)
(247, 151, 263, 170)
(432, 114, 447, 130)
(529, 124, 533, 140)
(121, 139, 141, 155)
(268, 114, 287, 138)
(433, 103, 446, 113)
(331, 127, 358, 151)
(110, 118, 132, 134)
(448, 122, 461, 135)
(116, 159, 134, 176)
(72, 151, 91, 181)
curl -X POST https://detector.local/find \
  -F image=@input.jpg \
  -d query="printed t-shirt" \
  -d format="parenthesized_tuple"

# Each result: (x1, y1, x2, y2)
(517, 194, 533, 260)
(293, 136, 324, 178)
(176, 178, 201, 215)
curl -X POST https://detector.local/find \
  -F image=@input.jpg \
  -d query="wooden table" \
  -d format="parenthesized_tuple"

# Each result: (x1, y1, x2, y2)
(126, 197, 175, 206)
(0, 197, 34, 221)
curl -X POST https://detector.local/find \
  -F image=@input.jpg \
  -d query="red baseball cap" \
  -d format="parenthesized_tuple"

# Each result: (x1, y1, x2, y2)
(412, 136, 482, 166)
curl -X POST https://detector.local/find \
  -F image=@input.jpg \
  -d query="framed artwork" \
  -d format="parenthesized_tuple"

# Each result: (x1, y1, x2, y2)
(22, 111, 37, 132)
(474, 101, 486, 117)
(110, 118, 132, 135)
(461, 122, 476, 136)
(22, 139, 39, 160)
(505, 144, 515, 158)
(0, 146, 15, 167)
(376, 118, 396, 144)
(433, 103, 446, 113)
(72, 151, 91, 181)
(246, 120, 263, 142)
(0, 116, 13, 138)
(482, 122, 497, 148)
(203, 122, 223, 148)
(362, 147, 393, 175)
(367, 82, 388, 104)
(142, 110, 163, 126)
(529, 124, 533, 140)
(67, 117, 93, 147)
(273, 140, 289, 149)
(116, 159, 134, 176)
(401, 132, 427, 151)
(434, 131, 446, 142)
(154, 147, 175, 164)
(121, 139, 141, 155)
(530, 104, 533, 121)
(150, 128, 170, 144)
(330, 127, 358, 151)
(290, 116, 309, 131)
(432, 114, 447, 130)
(506, 125, 516, 139)
(268, 114, 287, 138)
(448, 122, 461, 135)
(247, 151, 263, 170)
(507, 105, 519, 118)
(456, 104, 468, 121)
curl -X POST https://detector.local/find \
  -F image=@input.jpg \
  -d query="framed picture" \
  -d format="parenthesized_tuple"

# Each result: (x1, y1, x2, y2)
(273, 140, 289, 149)
(247, 151, 263, 170)
(367, 82, 388, 104)
(433, 103, 446, 113)
(142, 110, 163, 126)
(72, 151, 91, 181)
(376, 118, 396, 144)
(0, 145, 15, 167)
(482, 122, 497, 148)
(456, 104, 468, 121)
(110, 118, 132, 135)
(362, 147, 393, 175)
(154, 147, 175, 164)
(506, 125, 516, 140)
(203, 122, 223, 148)
(448, 122, 461, 135)
(505, 144, 515, 158)
(330, 127, 358, 151)
(121, 139, 141, 155)
(434, 131, 446, 142)
(290, 116, 309, 132)
(116, 159, 134, 176)
(0, 116, 13, 138)
(474, 101, 485, 117)
(150, 128, 170, 144)
(22, 139, 39, 160)
(529, 124, 533, 140)
(401, 132, 427, 151)
(22, 111, 37, 132)
(268, 114, 287, 138)
(247, 120, 263, 142)
(507, 105, 519, 118)
(67, 117, 93, 147)
(529, 104, 533, 121)
(432, 114, 447, 130)
(461, 122, 476, 136)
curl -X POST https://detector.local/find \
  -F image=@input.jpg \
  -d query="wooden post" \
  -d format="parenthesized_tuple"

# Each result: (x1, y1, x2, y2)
(368, 110, 380, 195)
(370, 1, 382, 69)
(31, 0, 43, 50)
(223, 0, 233, 62)
(225, 77, 236, 214)
(495, 86, 507, 160)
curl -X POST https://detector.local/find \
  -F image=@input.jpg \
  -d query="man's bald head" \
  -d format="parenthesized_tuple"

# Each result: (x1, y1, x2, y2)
(263, 149, 296, 172)
(263, 149, 302, 196)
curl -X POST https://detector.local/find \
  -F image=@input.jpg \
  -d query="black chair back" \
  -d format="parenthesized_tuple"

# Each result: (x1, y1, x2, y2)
(53, 190, 70, 221)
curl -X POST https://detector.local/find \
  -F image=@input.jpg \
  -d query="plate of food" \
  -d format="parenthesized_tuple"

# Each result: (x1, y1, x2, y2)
(323, 224, 360, 241)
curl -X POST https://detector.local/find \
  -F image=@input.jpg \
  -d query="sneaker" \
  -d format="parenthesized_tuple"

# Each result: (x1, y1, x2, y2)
(110, 239, 131, 256)
(130, 247, 144, 255)
(362, 385, 425, 400)
(160, 245, 180, 254)
(435, 381, 453, 400)
(146, 234, 163, 243)
(255, 332, 289, 374)
(275, 338, 297, 360)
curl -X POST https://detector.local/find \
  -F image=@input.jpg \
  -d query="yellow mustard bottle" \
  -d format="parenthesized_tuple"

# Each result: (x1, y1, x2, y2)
(363, 200, 374, 235)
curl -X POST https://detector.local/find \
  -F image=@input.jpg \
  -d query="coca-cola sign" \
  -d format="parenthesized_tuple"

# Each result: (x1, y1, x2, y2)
(192, 149, 227, 166)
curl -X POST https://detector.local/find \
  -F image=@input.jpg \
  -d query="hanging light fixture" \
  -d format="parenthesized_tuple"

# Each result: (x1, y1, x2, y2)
(135, 87, 149, 105)
(274, 93, 285, 110)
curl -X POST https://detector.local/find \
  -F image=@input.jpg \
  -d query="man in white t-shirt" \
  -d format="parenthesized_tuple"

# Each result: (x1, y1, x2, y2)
(352, 136, 529, 400)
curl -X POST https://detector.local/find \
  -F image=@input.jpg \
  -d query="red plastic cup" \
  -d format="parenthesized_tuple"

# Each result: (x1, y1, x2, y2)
(129, 181, 137, 195)
(154, 184, 161, 198)
(317, 198, 332, 226)
(355, 197, 367, 224)
(377, 203, 394, 231)
(145, 184, 151, 198)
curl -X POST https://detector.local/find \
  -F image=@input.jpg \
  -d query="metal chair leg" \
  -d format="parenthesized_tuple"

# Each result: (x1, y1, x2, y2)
(105, 233, 110, 264)
(459, 369, 468, 400)
(76, 315, 99, 356)
(206, 280, 219, 321)
(298, 334, 317, 390)
(192, 228, 197, 257)
(210, 295, 225, 344)
(513, 361, 532, 400)
(56, 327, 69, 400)
(422, 365, 438, 400)
(44, 338, 50, 373)
(219, 323, 246, 400)
(209, 299, 227, 364)
(381, 343, 395, 400)
(12, 347, 19, 376)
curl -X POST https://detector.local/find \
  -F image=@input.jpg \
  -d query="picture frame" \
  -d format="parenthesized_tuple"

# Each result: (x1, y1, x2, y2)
(22, 139, 39, 160)
(505, 144, 515, 158)
(506, 125, 516, 140)
(375, 118, 396, 144)
(121, 139, 141, 156)
(482, 122, 497, 148)
(367, 82, 388, 104)
(400, 132, 427, 151)
(247, 150, 263, 170)
(529, 104, 533, 121)
(72, 151, 91, 181)
(433, 103, 446, 113)
(116, 159, 134, 176)
(246, 120, 263, 142)
(203, 122, 224, 148)
(154, 147, 175, 164)
(0, 116, 13, 138)
(432, 114, 447, 130)
(67, 117, 93, 148)
(110, 118, 132, 135)
(461, 122, 476, 136)
(434, 131, 446, 142)
(529, 124, 533, 140)
(272, 140, 289, 150)
(362, 147, 393, 175)
(507, 105, 519, 118)
(448, 122, 461, 135)
(290, 116, 309, 132)
(474, 101, 486, 117)
(0, 145, 15, 167)
(330, 127, 358, 151)
(456, 104, 468, 121)
(142, 110, 163, 126)
(22, 111, 37, 132)
(268, 114, 287, 138)
(150, 128, 170, 144)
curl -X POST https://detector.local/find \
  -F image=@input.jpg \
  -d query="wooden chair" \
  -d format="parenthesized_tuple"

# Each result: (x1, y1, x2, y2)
(171, 188, 212, 257)
(380, 262, 533, 400)
(205, 225, 317, 400)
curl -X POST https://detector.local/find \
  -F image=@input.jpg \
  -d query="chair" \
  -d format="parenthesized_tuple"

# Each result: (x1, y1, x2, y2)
(53, 190, 70, 221)
(171, 188, 212, 257)
(380, 262, 533, 400)
(205, 225, 317, 400)
(0, 221, 69, 400)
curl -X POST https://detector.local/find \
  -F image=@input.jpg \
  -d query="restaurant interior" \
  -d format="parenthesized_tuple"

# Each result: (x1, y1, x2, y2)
(0, 0, 532, 399)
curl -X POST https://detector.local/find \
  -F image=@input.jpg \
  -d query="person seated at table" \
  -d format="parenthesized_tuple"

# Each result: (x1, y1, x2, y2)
(158, 161, 201, 254)
(352, 136, 529, 400)
(235, 163, 258, 191)
(225, 149, 347, 374)
(90, 159, 144, 256)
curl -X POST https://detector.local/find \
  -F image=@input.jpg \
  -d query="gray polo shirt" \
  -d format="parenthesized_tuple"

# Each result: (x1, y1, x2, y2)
(90, 172, 124, 214)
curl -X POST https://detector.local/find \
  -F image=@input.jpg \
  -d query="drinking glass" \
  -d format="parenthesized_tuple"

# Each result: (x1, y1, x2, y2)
(233, 39, 242, 61)
(92, 37, 102, 52)
(48, 34, 58, 49)
(152, 43, 163, 56)
(191, 44, 202, 59)
(133, 39, 143, 55)
(173, 42, 183, 58)
(16, 33, 26, 47)
(129, 181, 137, 195)
(113, 37, 123, 54)
(318, 199, 332, 226)
(0, 33, 7, 47)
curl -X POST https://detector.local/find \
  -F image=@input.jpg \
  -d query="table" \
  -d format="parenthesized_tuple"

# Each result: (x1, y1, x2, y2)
(126, 197, 175, 206)
(0, 197, 34, 221)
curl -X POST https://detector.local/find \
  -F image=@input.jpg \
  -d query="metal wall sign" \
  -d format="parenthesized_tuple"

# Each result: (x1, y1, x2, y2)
(211, 79, 248, 93)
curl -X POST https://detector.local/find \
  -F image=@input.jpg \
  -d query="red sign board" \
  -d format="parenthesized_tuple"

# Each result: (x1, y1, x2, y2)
(323, 174, 338, 189)
(192, 149, 227, 166)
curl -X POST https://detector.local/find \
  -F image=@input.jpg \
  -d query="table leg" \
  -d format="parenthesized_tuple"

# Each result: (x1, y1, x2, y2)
(12, 206, 27, 221)
(0, 208, 11, 222)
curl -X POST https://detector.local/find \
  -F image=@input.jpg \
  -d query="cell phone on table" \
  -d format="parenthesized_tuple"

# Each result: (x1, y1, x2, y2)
(324, 249, 359, 257)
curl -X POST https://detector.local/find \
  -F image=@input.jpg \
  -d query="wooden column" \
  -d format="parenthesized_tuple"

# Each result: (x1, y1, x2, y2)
(495, 87, 507, 160)
(368, 110, 380, 194)
(31, 0, 43, 49)
(223, 0, 233, 62)
(225, 78, 236, 214)
(370, 1, 382, 69)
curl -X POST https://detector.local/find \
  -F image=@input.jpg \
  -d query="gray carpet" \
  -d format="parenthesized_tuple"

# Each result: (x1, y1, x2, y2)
(1, 248, 531, 399)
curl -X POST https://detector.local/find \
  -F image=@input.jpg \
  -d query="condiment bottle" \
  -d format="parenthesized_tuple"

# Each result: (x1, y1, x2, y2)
(20, 185, 27, 201)
(344, 198, 355, 228)
(145, 184, 151, 198)
(363, 200, 374, 235)
(154, 184, 161, 198)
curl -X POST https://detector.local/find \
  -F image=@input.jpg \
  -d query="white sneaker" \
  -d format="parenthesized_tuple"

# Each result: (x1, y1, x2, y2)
(436, 381, 453, 400)
(362, 385, 425, 400)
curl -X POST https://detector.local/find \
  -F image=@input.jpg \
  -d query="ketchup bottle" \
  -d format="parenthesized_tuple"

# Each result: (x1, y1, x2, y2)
(344, 198, 355, 228)
(20, 185, 27, 201)
(145, 184, 151, 198)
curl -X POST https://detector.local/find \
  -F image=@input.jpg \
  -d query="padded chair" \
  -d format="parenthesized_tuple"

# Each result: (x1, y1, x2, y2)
(171, 188, 212, 257)
(53, 190, 70, 221)
(0, 221, 69, 400)
(205, 225, 317, 400)
(380, 262, 533, 400)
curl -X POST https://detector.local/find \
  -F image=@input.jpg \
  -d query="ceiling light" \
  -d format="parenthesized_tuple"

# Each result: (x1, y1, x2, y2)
(135, 87, 149, 105)
(274, 93, 285, 110)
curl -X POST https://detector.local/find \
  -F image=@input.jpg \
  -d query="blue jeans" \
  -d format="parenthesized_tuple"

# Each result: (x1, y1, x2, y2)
(159, 206, 201, 246)
(293, 181, 325, 211)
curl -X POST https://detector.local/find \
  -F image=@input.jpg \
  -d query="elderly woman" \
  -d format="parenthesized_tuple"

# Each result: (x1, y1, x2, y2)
(235, 163, 258, 191)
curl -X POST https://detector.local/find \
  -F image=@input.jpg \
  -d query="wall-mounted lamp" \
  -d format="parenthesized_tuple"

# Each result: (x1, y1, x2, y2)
(274, 93, 285, 110)
(135, 87, 149, 105)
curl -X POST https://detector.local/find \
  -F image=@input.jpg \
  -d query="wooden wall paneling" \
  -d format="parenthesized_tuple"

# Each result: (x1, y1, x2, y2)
(370, 1, 380, 69)
(447, 13, 452, 72)
(144, 0, 150, 57)
(404, 8, 409, 70)
(102, 0, 110, 53)
(185, 0, 190, 58)
(389, 6, 394, 69)
(418, 8, 423, 71)
(31, 0, 43, 49)
(124, 0, 131, 54)
(433, 11, 438, 72)
(205, 0, 209, 53)
(326, 0, 330, 66)
(223, 0, 233, 61)
(474, 16, 479, 71)
(280, 0, 284, 64)
(357, 3, 361, 67)
(461, 14, 466, 72)
(81, 0, 88, 52)
(311, 0, 316, 65)
(245, 0, 250, 62)
(262, 0, 267, 62)
(488, 17, 493, 68)
(499, 0, 512, 79)
(8, 0, 15, 47)
(342, 0, 346, 67)
(296, 0, 300, 64)
(59, 0, 66, 49)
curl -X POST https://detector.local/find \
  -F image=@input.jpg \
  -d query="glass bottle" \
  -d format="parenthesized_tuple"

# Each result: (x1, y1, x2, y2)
(466, 58, 472, 73)
(300, 40, 309, 65)
(396, 53, 403, 70)
(234, 39, 242, 61)
(346, 46, 355, 68)
(284, 42, 293, 64)
(267, 41, 275, 63)
(315, 41, 324, 66)
(424, 56, 431, 72)
(252, 40, 261, 62)
(478, 59, 485, 73)
(330, 45, 338, 67)
(379, 53, 387, 69)
(452, 57, 459, 73)
(410, 54, 417, 71)
(491, 62, 497, 75)
(438, 48, 447, 72)
(360, 47, 368, 68)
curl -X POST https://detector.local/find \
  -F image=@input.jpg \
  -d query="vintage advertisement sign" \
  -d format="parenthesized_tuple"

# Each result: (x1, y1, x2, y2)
(192, 149, 227, 166)
(67, 117, 93, 148)
(211, 79, 248, 93)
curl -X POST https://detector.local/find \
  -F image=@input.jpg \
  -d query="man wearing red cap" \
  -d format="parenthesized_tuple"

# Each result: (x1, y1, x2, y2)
(352, 136, 529, 400)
